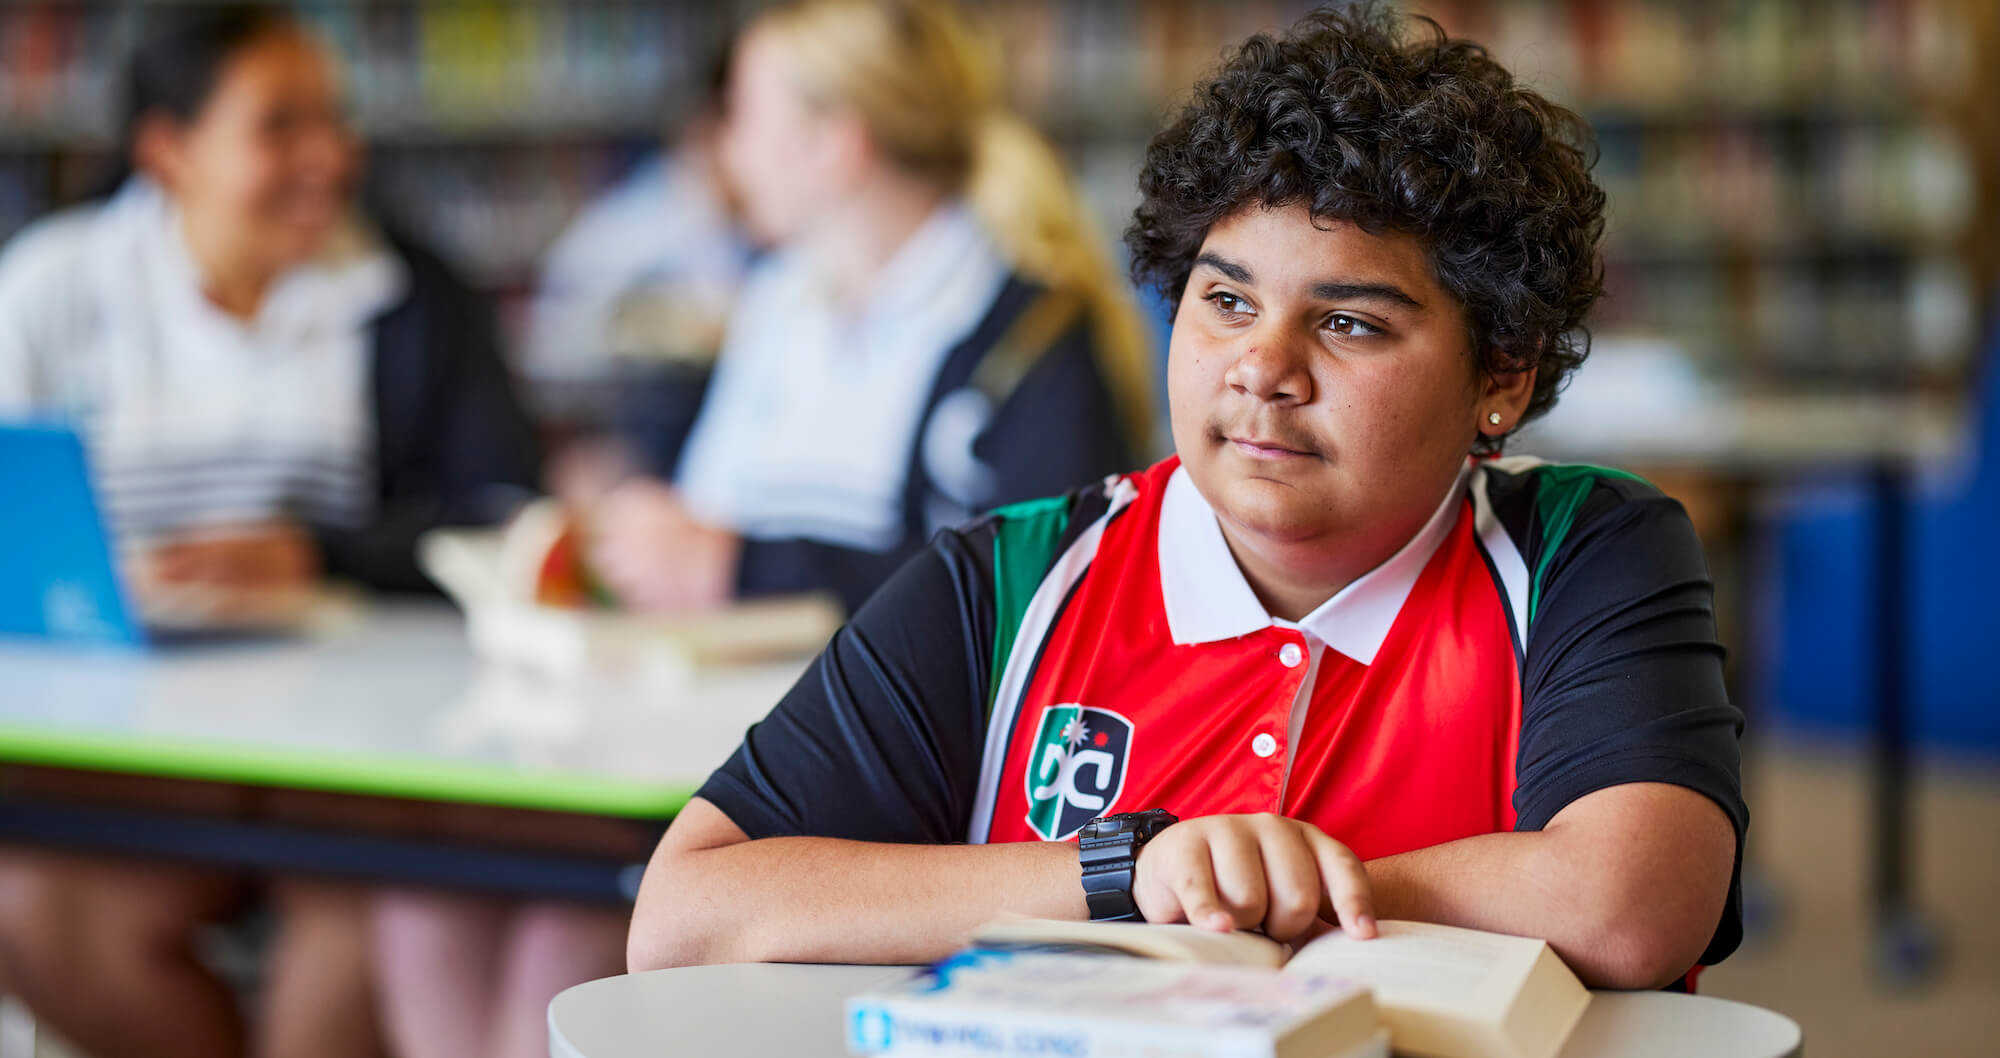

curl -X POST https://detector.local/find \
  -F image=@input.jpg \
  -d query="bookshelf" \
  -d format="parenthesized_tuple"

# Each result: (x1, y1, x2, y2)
(0, 0, 1987, 406)
(995, 0, 1986, 395)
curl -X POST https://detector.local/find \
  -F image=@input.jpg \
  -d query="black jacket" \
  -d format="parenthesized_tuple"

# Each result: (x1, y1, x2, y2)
(313, 238, 541, 591)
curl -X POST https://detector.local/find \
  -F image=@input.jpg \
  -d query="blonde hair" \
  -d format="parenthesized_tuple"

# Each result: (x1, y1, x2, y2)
(755, 0, 1157, 456)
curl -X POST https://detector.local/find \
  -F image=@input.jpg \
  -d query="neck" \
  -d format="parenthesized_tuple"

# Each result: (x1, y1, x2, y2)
(1216, 521, 1382, 623)
(800, 173, 946, 308)
(1213, 477, 1458, 623)
(179, 213, 277, 320)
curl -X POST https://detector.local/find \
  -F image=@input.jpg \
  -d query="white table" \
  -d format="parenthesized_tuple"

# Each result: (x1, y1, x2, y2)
(0, 599, 809, 899)
(549, 964, 1804, 1058)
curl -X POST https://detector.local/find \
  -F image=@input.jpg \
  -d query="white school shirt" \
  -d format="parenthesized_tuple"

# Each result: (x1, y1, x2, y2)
(0, 179, 406, 543)
(674, 201, 1009, 551)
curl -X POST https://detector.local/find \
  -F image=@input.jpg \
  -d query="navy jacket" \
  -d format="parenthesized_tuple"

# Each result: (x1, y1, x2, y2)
(315, 237, 541, 592)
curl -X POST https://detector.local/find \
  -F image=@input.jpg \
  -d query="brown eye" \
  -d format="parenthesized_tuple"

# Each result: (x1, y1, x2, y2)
(1204, 291, 1249, 317)
(1327, 314, 1382, 338)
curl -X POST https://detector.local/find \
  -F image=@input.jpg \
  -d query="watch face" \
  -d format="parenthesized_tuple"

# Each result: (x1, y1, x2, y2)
(1083, 811, 1170, 843)
(1080, 816, 1121, 841)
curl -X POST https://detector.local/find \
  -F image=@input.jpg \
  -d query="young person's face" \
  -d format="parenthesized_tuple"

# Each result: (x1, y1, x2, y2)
(718, 26, 848, 246)
(145, 28, 357, 271)
(1167, 203, 1525, 562)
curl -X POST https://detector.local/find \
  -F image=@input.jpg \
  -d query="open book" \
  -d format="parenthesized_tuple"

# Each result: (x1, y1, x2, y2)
(848, 947, 1386, 1058)
(958, 917, 1591, 1058)
(418, 499, 842, 680)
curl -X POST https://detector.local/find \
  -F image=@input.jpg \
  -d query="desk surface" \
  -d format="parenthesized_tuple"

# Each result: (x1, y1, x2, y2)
(0, 600, 806, 818)
(548, 964, 1804, 1058)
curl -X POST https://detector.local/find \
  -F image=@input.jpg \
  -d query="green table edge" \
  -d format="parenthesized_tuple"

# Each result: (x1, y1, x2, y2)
(0, 723, 694, 819)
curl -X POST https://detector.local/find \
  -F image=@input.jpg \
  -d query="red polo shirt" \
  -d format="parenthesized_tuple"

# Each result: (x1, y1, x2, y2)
(700, 455, 1747, 967)
(980, 459, 1519, 859)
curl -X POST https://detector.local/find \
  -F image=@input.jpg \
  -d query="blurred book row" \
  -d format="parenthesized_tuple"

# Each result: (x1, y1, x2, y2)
(0, 1, 719, 141)
(0, 0, 1985, 398)
(999, 0, 1970, 135)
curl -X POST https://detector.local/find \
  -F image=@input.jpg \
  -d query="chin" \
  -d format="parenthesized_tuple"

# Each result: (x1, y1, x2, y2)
(1211, 475, 1339, 546)
(272, 231, 332, 266)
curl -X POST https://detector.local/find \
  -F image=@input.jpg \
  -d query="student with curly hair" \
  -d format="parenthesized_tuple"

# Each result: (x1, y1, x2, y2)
(628, 3, 1745, 992)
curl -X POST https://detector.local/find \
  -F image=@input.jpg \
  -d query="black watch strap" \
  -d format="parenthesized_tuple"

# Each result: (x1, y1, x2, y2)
(1077, 810, 1178, 922)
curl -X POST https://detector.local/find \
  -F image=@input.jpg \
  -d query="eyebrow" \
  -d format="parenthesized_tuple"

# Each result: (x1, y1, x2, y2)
(1193, 251, 1424, 310)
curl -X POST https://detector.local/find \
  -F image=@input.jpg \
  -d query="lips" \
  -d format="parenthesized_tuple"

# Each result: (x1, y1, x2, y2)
(1228, 436, 1317, 460)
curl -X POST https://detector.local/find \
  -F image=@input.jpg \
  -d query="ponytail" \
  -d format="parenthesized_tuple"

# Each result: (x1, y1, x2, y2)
(967, 112, 1158, 457)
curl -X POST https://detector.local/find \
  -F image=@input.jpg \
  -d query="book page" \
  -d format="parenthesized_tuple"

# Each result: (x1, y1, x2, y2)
(1282, 921, 1534, 1018)
(971, 918, 1287, 969)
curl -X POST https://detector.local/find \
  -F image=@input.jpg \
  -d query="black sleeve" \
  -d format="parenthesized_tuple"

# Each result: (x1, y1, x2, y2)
(697, 524, 999, 843)
(1514, 482, 1748, 966)
(317, 247, 542, 592)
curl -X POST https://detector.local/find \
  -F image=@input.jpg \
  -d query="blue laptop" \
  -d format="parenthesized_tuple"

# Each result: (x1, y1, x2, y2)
(0, 422, 146, 646)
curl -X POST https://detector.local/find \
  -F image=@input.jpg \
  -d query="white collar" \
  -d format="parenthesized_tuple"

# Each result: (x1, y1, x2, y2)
(1157, 459, 1472, 665)
(864, 201, 991, 315)
(111, 176, 405, 345)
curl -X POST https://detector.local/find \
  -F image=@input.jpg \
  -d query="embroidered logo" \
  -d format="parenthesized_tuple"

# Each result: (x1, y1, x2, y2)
(1023, 704, 1133, 840)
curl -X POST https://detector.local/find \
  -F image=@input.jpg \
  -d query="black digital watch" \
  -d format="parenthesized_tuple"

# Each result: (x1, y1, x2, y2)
(1077, 809, 1179, 922)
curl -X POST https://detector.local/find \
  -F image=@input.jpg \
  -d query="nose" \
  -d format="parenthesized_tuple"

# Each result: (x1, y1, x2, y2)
(1223, 332, 1313, 407)
(300, 115, 357, 184)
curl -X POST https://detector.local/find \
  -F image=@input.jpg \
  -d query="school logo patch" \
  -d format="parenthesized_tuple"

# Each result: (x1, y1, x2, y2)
(1023, 704, 1133, 841)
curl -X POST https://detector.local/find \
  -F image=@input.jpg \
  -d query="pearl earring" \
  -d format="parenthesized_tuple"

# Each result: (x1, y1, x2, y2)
(1486, 412, 1503, 427)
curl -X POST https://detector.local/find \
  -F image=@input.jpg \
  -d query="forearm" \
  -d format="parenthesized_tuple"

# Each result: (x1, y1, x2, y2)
(630, 836, 1085, 971)
(1365, 831, 1644, 979)
(1364, 786, 1734, 989)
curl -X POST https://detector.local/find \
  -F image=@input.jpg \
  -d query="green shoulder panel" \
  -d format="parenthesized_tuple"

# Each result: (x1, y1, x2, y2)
(1526, 463, 1648, 626)
(986, 495, 1074, 713)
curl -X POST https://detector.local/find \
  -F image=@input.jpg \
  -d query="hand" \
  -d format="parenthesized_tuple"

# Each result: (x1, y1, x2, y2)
(547, 435, 639, 509)
(1132, 813, 1377, 943)
(140, 521, 320, 592)
(588, 478, 741, 612)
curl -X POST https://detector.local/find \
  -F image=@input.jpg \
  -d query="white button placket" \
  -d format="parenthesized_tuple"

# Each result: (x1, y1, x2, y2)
(1274, 632, 1321, 812)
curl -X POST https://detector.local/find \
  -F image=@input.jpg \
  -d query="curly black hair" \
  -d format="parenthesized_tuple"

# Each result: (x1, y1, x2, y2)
(1126, 2, 1606, 448)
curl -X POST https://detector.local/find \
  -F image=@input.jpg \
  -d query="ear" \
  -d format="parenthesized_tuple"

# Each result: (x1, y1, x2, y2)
(131, 112, 190, 193)
(1477, 362, 1537, 440)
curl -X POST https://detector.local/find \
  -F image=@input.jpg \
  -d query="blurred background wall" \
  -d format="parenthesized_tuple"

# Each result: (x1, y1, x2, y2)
(3, 1, 1987, 407)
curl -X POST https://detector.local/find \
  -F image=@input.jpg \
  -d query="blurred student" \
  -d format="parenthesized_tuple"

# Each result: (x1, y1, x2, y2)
(584, 0, 1157, 615)
(0, 6, 537, 1057)
(521, 46, 751, 457)
(527, 44, 752, 517)
(369, 2, 1155, 1056)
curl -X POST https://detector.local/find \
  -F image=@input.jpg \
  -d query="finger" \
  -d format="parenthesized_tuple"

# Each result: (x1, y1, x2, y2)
(1252, 818, 1322, 942)
(616, 573, 681, 614)
(1167, 849, 1234, 933)
(147, 543, 202, 577)
(1204, 824, 1269, 932)
(210, 542, 260, 585)
(145, 558, 198, 584)
(1304, 828, 1377, 939)
(1291, 917, 1337, 946)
